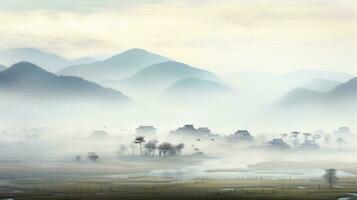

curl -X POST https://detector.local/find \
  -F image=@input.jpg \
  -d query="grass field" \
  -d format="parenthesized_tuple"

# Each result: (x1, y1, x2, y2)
(1, 175, 357, 199)
(0, 158, 357, 199)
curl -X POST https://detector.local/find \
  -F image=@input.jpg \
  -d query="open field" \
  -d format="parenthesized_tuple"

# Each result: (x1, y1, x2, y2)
(0, 158, 357, 200)
(1, 176, 357, 200)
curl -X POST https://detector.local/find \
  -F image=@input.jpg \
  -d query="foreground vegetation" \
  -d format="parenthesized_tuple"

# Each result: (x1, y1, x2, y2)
(1, 175, 357, 200)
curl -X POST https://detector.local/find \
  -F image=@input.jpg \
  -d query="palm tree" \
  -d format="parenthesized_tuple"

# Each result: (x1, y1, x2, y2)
(323, 168, 337, 189)
(134, 136, 146, 156)
(336, 137, 345, 151)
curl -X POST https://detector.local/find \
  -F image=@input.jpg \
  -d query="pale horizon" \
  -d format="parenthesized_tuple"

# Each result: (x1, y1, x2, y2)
(0, 0, 356, 75)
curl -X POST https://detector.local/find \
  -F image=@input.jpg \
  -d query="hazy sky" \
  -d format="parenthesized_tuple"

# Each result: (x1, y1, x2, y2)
(0, 0, 356, 75)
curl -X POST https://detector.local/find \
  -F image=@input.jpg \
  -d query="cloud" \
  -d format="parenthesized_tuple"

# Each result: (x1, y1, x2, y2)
(0, 0, 356, 74)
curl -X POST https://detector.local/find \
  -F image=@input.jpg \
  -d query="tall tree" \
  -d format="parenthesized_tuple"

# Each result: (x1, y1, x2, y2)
(144, 139, 158, 156)
(336, 137, 345, 151)
(323, 168, 337, 189)
(158, 142, 172, 156)
(134, 136, 146, 156)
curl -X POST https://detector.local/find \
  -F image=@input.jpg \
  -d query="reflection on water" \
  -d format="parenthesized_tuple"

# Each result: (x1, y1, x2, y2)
(147, 158, 356, 180)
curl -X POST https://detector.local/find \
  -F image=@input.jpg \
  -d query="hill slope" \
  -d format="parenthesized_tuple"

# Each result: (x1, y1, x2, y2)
(277, 77, 357, 107)
(116, 61, 220, 96)
(301, 79, 341, 92)
(59, 48, 170, 81)
(163, 77, 231, 97)
(0, 62, 130, 102)
(0, 48, 72, 72)
(0, 65, 6, 71)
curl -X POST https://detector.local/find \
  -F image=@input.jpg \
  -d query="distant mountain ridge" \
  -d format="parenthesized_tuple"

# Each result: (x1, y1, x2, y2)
(301, 79, 341, 92)
(0, 48, 95, 72)
(59, 48, 170, 81)
(115, 61, 221, 97)
(278, 77, 357, 107)
(0, 64, 6, 71)
(163, 77, 231, 97)
(0, 62, 130, 102)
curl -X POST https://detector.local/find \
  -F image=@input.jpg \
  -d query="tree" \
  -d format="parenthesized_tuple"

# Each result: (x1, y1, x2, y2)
(323, 168, 337, 189)
(280, 133, 288, 140)
(158, 142, 172, 156)
(116, 145, 127, 157)
(303, 133, 311, 142)
(134, 136, 146, 156)
(290, 131, 300, 146)
(144, 139, 158, 156)
(312, 134, 321, 141)
(336, 137, 345, 151)
(176, 143, 185, 154)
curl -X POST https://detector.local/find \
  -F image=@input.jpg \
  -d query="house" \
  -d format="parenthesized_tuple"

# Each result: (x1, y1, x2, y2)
(227, 130, 254, 142)
(136, 126, 157, 135)
(87, 152, 99, 161)
(91, 130, 108, 137)
(171, 124, 216, 137)
(267, 138, 290, 149)
(299, 140, 320, 150)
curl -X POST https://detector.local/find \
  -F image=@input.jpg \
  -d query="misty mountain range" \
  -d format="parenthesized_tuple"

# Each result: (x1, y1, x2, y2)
(0, 47, 356, 111)
(112, 61, 222, 97)
(278, 77, 357, 107)
(163, 77, 232, 97)
(59, 48, 170, 81)
(0, 62, 129, 102)
(0, 48, 95, 73)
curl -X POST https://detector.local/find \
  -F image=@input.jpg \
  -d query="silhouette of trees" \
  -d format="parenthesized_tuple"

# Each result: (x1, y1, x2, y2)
(303, 133, 311, 142)
(290, 131, 300, 146)
(144, 139, 158, 156)
(323, 168, 337, 189)
(336, 137, 345, 151)
(134, 136, 146, 156)
(158, 142, 172, 156)
(176, 143, 185, 154)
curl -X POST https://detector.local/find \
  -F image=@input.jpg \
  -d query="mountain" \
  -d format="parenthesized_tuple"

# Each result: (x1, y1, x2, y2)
(329, 77, 357, 99)
(0, 48, 71, 72)
(0, 64, 6, 71)
(301, 79, 341, 92)
(0, 48, 97, 73)
(115, 61, 220, 97)
(0, 62, 130, 102)
(71, 57, 96, 65)
(277, 77, 357, 107)
(277, 88, 324, 106)
(283, 70, 354, 83)
(163, 77, 232, 97)
(59, 48, 170, 81)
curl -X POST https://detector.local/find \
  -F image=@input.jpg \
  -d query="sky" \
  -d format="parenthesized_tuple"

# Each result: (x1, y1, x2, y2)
(0, 0, 356, 75)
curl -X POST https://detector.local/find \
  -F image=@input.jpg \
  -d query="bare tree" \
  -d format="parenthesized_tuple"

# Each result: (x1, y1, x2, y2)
(144, 139, 158, 156)
(134, 136, 146, 156)
(336, 137, 345, 151)
(323, 168, 337, 189)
